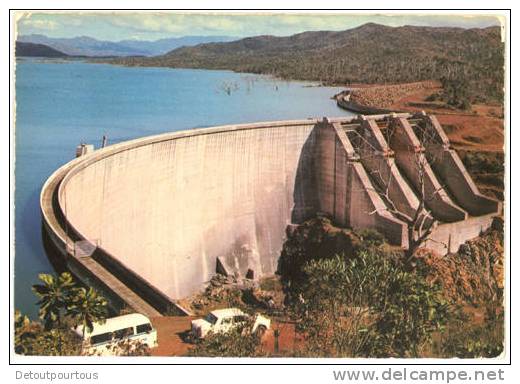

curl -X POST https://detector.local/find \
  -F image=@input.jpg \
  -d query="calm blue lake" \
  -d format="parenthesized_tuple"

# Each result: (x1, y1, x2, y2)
(14, 58, 353, 318)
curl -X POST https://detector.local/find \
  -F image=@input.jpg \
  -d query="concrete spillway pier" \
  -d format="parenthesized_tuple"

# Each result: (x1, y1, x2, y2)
(41, 113, 500, 316)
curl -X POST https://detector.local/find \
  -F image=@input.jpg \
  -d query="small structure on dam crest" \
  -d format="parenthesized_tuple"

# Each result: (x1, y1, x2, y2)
(41, 112, 500, 316)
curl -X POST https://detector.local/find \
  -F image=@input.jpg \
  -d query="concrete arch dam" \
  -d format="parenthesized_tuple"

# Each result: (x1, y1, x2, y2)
(41, 113, 500, 317)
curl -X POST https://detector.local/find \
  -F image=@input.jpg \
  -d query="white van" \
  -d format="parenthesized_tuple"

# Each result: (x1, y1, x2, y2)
(74, 313, 158, 356)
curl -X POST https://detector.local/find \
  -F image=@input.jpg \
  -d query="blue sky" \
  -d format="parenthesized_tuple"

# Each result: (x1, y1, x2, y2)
(16, 12, 502, 41)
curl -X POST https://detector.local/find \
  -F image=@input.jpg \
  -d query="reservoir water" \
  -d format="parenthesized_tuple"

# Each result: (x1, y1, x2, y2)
(14, 58, 353, 318)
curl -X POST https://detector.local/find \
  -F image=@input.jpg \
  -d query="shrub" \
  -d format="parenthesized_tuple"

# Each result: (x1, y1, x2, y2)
(438, 304, 503, 358)
(366, 269, 449, 357)
(461, 151, 504, 175)
(294, 252, 449, 357)
(425, 93, 439, 102)
(187, 320, 264, 357)
(356, 228, 386, 247)
(15, 313, 83, 356)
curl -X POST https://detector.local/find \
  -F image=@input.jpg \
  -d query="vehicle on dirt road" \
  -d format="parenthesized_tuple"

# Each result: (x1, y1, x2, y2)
(75, 313, 157, 356)
(191, 308, 271, 339)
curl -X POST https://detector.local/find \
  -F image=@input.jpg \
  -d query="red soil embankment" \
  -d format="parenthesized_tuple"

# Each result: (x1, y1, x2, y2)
(349, 81, 438, 109)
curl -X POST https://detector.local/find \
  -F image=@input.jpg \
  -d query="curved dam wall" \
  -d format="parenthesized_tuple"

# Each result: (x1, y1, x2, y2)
(57, 120, 320, 300)
(42, 113, 499, 314)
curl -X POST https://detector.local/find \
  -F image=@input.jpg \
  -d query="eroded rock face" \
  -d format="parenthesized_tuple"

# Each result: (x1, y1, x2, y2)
(414, 221, 504, 305)
(277, 217, 363, 291)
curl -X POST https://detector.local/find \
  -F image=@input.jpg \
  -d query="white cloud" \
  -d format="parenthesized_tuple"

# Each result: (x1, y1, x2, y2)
(19, 16, 58, 31)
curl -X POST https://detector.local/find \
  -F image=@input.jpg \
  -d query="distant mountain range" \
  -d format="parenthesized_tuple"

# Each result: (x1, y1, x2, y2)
(17, 34, 238, 57)
(15, 41, 69, 58)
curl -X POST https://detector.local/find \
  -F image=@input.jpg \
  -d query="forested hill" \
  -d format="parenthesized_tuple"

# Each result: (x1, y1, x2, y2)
(15, 42, 68, 58)
(106, 23, 504, 102)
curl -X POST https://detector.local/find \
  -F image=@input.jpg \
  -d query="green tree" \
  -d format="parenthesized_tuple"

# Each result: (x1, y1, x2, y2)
(292, 251, 449, 357)
(28, 272, 110, 356)
(441, 77, 471, 109)
(32, 272, 76, 330)
(67, 287, 108, 337)
(17, 272, 138, 356)
(367, 270, 449, 357)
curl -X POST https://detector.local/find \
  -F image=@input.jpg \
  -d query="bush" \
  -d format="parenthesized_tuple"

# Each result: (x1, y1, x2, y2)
(441, 77, 472, 109)
(460, 98, 472, 111)
(356, 228, 386, 247)
(15, 312, 83, 356)
(425, 93, 440, 102)
(294, 252, 449, 357)
(461, 151, 504, 175)
(438, 304, 503, 358)
(187, 320, 264, 357)
(366, 269, 449, 357)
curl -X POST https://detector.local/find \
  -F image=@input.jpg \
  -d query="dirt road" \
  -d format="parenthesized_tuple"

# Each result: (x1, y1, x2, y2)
(150, 316, 301, 357)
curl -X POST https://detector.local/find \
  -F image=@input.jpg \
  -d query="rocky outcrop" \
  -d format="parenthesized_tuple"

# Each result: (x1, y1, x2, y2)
(415, 219, 504, 305)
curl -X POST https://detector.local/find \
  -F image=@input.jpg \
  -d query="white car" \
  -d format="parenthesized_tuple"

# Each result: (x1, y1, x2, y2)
(191, 308, 271, 339)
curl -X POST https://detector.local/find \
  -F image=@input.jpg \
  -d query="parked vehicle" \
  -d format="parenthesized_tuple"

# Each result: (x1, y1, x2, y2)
(191, 308, 271, 339)
(74, 313, 157, 356)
